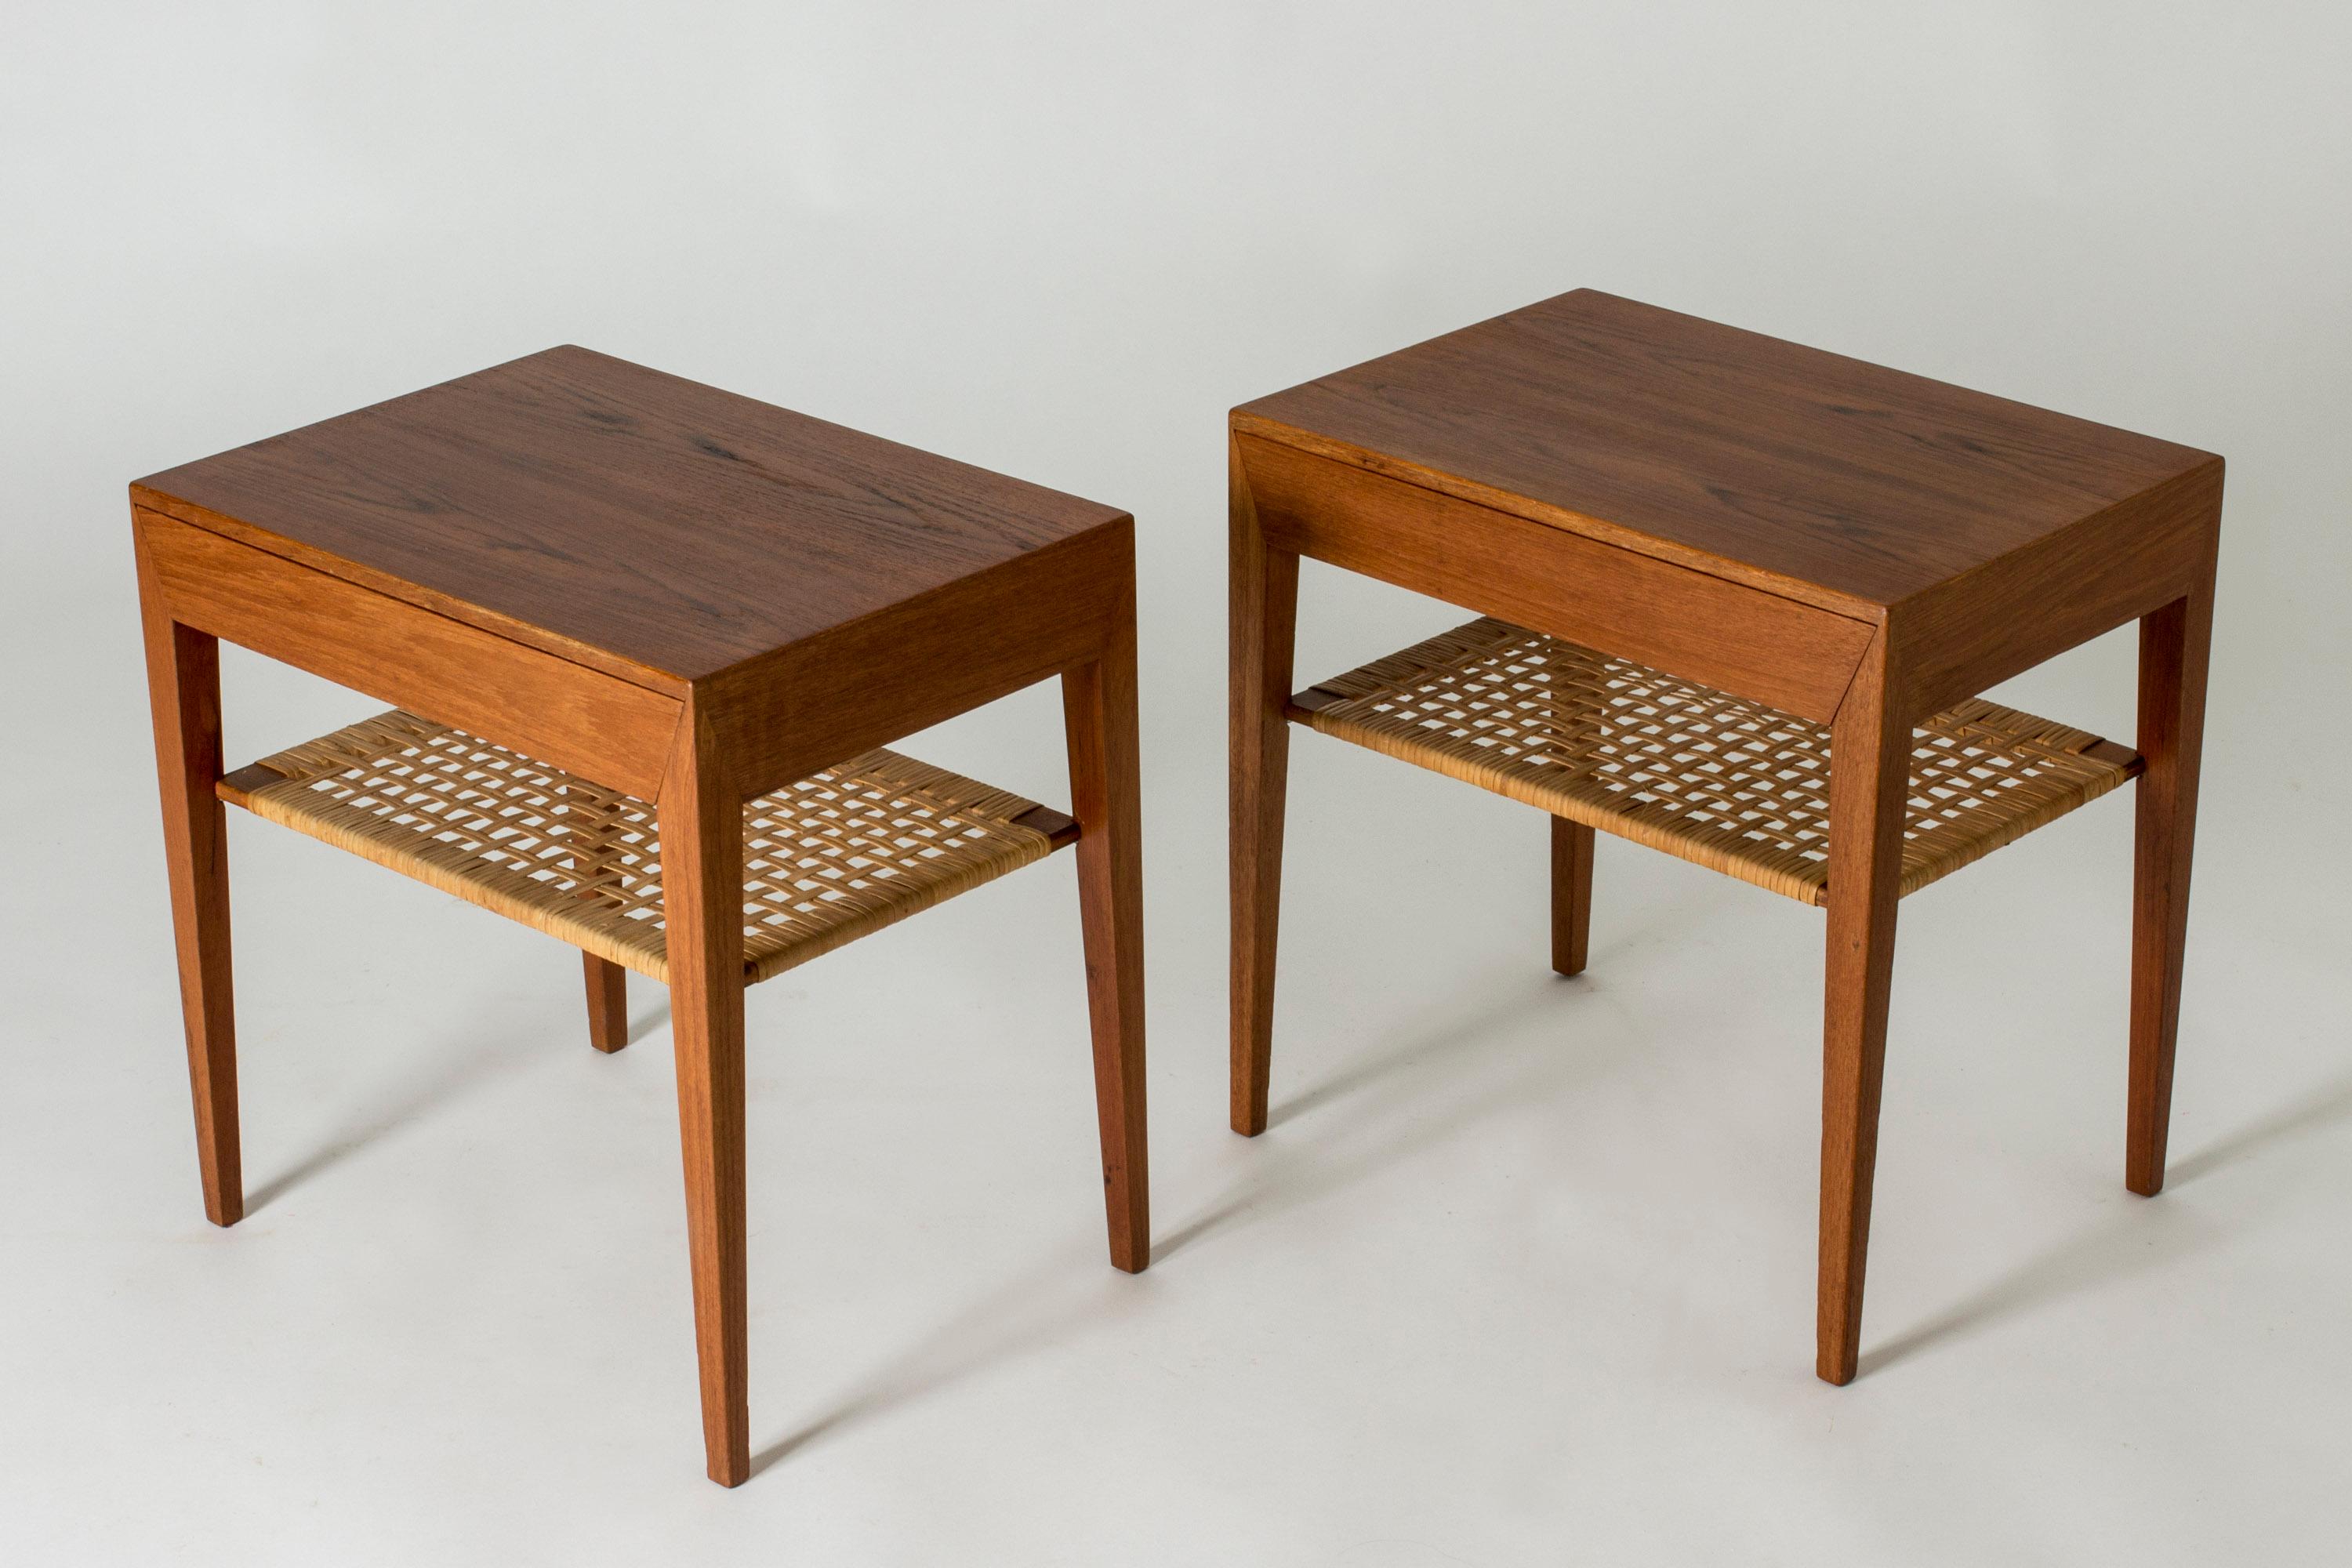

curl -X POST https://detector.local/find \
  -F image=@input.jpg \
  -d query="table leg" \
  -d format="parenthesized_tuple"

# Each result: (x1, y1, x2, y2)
(1063, 618, 1150, 1273)
(1551, 818, 1595, 977)
(1230, 438, 1298, 1136)
(138, 548, 241, 1229)
(2126, 575, 2216, 1196)
(660, 705, 750, 1486)
(1817, 637, 1907, 1385)
(583, 955, 630, 1053)
(563, 787, 632, 1053)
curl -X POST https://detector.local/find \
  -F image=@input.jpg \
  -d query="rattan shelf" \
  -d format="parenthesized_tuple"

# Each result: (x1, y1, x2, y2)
(1291, 618, 2142, 906)
(216, 710, 1076, 985)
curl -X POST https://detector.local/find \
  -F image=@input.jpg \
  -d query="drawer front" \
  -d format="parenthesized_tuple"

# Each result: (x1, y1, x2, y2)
(705, 517, 1134, 799)
(137, 509, 681, 800)
(1237, 434, 1874, 723)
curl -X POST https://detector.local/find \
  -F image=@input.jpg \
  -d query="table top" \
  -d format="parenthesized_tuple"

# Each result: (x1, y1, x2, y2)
(133, 347, 1127, 686)
(1234, 289, 2219, 612)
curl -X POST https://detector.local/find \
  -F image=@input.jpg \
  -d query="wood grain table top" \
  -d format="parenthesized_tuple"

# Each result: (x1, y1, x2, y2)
(1234, 289, 2219, 613)
(132, 347, 1129, 689)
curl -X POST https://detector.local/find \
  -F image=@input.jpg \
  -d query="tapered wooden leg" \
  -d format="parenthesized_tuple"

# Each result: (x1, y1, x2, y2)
(1230, 438, 1298, 1137)
(660, 702, 750, 1486)
(2126, 577, 2215, 1197)
(1063, 616, 1150, 1273)
(583, 954, 629, 1053)
(1817, 637, 1907, 1385)
(565, 787, 631, 1053)
(1551, 818, 1595, 977)
(137, 546, 241, 1228)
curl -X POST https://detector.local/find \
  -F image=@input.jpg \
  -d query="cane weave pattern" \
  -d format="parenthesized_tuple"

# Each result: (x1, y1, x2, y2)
(1295, 618, 2138, 906)
(226, 710, 1065, 983)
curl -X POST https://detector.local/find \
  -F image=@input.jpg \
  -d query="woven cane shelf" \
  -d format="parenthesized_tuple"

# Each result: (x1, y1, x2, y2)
(1292, 618, 2143, 906)
(216, 710, 1076, 985)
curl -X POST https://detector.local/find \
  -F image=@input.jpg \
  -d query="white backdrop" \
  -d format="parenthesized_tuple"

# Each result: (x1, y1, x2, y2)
(5, 5, 2348, 1563)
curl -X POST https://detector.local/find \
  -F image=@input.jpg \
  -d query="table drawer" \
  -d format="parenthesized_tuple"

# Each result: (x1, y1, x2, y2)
(1236, 434, 1873, 723)
(136, 509, 681, 799)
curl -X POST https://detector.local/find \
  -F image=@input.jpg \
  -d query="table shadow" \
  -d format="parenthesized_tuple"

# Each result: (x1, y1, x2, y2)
(752, 975, 1639, 1476)
(245, 1033, 539, 1214)
(1859, 1067, 2352, 1377)
(1155, 977, 1647, 1264)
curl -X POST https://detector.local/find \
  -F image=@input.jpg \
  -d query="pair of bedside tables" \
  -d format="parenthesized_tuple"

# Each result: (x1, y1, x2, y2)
(134, 292, 2218, 1483)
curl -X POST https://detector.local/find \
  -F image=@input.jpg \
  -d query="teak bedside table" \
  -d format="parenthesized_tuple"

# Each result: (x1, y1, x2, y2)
(1229, 290, 2220, 1383)
(132, 347, 1148, 1485)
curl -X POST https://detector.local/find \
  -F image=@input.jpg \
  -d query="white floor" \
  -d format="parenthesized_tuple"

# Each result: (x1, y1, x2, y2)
(5, 612, 2350, 1564)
